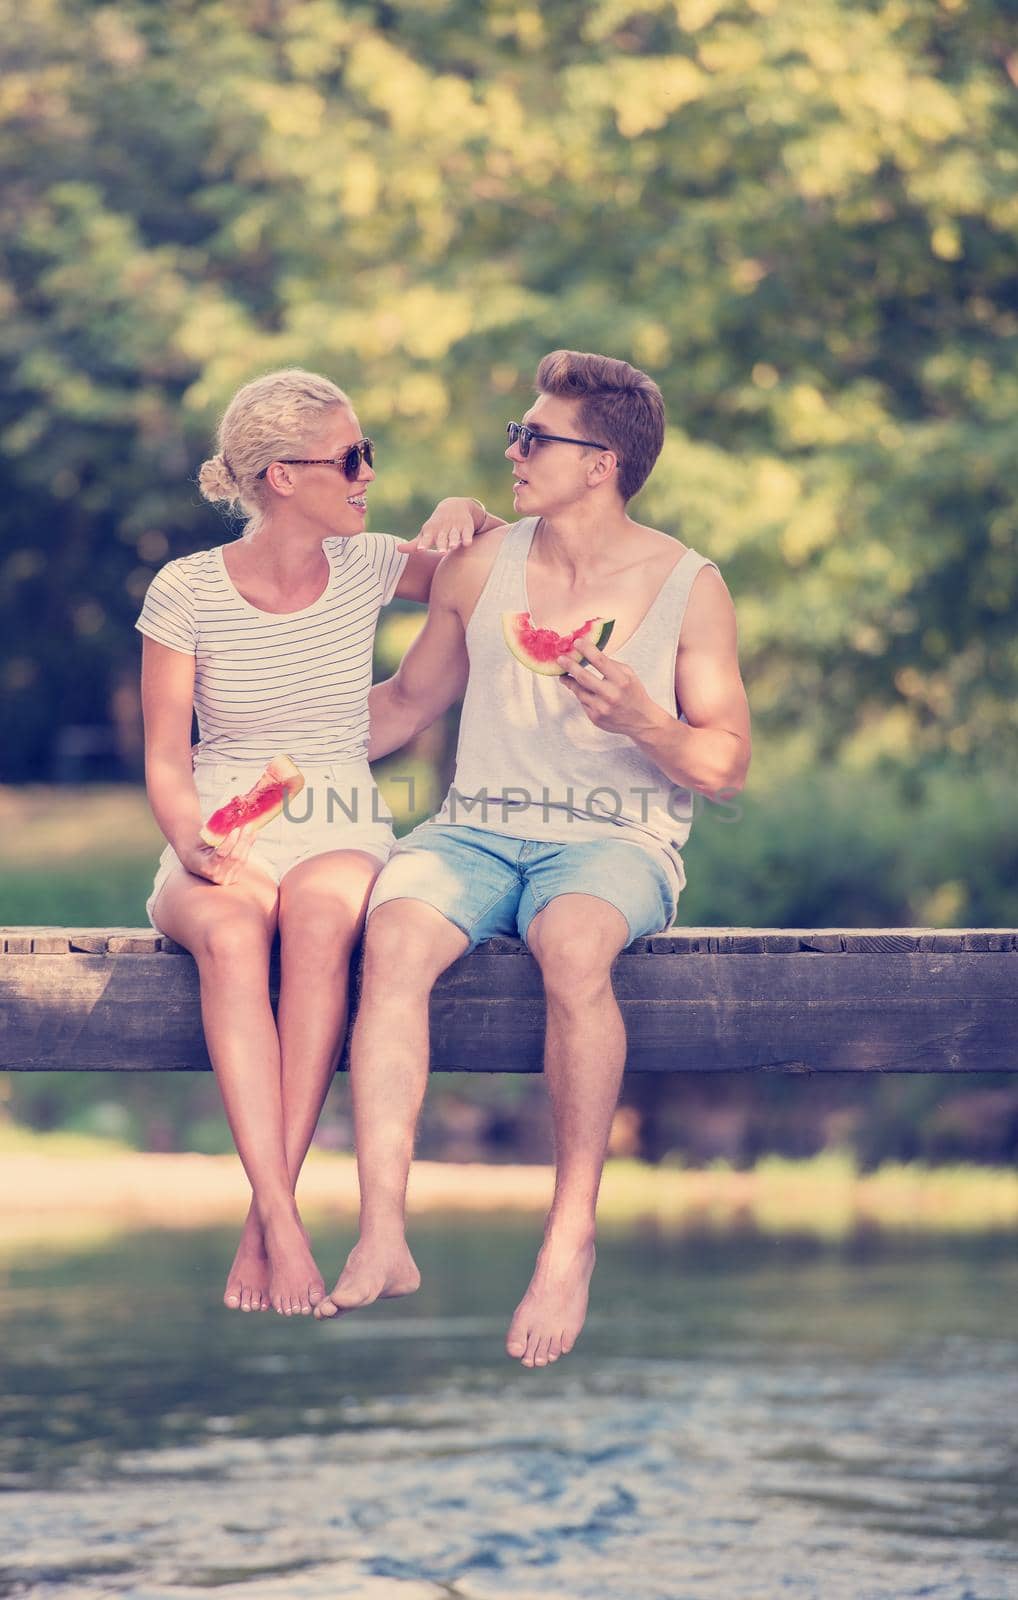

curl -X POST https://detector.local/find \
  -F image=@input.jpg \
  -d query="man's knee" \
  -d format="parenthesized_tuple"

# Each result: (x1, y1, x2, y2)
(362, 898, 467, 990)
(528, 899, 624, 997)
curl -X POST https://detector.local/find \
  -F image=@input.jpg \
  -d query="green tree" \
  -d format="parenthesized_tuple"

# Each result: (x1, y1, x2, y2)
(1, 0, 1015, 784)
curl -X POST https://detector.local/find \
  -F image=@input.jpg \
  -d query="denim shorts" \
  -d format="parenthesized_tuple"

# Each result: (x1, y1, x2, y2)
(365, 823, 679, 954)
(147, 759, 398, 928)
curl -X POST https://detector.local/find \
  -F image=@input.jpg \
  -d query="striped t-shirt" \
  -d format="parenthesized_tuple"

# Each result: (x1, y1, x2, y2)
(135, 534, 410, 767)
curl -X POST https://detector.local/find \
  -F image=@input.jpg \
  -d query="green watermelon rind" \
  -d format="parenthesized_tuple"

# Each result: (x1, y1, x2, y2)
(501, 613, 615, 676)
(579, 617, 614, 662)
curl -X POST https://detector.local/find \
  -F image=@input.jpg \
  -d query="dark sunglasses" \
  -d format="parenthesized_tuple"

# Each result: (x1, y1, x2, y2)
(256, 438, 374, 482)
(506, 421, 609, 459)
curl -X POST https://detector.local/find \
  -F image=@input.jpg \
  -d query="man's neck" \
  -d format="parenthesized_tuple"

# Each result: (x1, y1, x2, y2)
(532, 500, 637, 582)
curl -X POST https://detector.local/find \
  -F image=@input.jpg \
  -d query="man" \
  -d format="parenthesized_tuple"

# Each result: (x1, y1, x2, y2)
(315, 350, 752, 1366)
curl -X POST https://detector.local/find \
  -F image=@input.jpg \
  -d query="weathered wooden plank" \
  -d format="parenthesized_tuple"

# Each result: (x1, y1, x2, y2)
(842, 932, 926, 953)
(106, 932, 163, 955)
(68, 932, 115, 954)
(0, 927, 152, 955)
(1, 948, 1015, 1074)
(430, 952, 1018, 1074)
(29, 935, 72, 954)
(962, 931, 1015, 952)
(3, 927, 1016, 956)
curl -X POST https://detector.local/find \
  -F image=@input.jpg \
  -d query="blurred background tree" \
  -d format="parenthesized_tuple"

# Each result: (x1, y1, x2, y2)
(1, 0, 1016, 1157)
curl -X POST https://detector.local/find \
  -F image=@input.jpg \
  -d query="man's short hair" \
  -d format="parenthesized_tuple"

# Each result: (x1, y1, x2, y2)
(535, 350, 665, 503)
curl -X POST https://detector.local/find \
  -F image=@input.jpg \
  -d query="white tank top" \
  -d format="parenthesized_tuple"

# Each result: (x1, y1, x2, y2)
(426, 517, 722, 893)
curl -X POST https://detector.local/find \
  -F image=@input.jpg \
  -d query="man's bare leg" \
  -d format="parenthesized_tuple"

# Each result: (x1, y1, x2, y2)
(506, 894, 630, 1368)
(315, 898, 469, 1319)
(225, 850, 383, 1314)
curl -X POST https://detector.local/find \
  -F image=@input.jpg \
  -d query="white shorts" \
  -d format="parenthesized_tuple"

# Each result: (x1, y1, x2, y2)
(146, 759, 398, 929)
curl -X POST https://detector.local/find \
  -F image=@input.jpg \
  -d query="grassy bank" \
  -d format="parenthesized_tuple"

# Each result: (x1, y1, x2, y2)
(1, 1129, 1015, 1258)
(3, 762, 1018, 928)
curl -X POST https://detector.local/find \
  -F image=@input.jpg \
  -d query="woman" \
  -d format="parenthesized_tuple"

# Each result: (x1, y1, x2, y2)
(137, 368, 501, 1317)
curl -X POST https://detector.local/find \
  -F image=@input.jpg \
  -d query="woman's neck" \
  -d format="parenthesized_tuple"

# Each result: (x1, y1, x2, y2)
(236, 520, 327, 582)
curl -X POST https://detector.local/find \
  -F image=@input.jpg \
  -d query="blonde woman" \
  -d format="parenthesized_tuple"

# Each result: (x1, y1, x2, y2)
(137, 368, 502, 1316)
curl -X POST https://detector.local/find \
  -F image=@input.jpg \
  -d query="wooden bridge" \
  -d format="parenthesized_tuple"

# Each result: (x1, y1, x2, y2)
(1, 926, 1015, 1075)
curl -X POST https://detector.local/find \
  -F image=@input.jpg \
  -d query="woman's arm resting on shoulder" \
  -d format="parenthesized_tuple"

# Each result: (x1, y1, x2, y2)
(368, 555, 471, 759)
(393, 496, 507, 603)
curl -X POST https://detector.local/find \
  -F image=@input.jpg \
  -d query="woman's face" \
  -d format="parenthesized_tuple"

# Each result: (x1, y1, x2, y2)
(275, 404, 375, 539)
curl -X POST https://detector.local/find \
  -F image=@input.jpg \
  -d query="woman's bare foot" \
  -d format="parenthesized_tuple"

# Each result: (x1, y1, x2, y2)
(223, 1203, 271, 1313)
(505, 1226, 596, 1368)
(261, 1204, 326, 1316)
(314, 1231, 421, 1320)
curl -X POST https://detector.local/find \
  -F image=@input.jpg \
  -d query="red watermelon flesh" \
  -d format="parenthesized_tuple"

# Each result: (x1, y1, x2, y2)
(501, 612, 615, 676)
(199, 754, 305, 847)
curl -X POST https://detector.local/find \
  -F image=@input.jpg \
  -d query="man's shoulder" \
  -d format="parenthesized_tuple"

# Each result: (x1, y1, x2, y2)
(630, 524, 727, 595)
(619, 520, 691, 566)
(432, 517, 523, 611)
(623, 526, 732, 638)
(678, 562, 737, 653)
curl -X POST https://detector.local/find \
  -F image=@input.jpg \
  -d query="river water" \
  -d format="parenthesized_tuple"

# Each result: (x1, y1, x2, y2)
(1, 1220, 1015, 1599)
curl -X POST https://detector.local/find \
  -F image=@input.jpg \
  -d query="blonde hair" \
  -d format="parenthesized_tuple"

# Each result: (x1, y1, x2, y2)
(197, 368, 352, 538)
(535, 350, 665, 503)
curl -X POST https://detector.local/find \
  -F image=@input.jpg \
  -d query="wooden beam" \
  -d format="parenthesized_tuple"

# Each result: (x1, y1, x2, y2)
(1, 927, 1016, 1074)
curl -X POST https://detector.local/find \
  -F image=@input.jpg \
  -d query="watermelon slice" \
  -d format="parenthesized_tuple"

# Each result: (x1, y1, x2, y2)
(199, 754, 305, 847)
(501, 612, 615, 676)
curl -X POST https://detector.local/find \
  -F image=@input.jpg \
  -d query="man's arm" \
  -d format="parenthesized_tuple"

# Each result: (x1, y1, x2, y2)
(558, 566, 751, 798)
(650, 566, 751, 795)
(368, 553, 472, 758)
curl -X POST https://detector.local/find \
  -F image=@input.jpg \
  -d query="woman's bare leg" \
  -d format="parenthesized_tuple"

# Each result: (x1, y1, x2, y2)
(151, 863, 321, 1315)
(227, 849, 384, 1311)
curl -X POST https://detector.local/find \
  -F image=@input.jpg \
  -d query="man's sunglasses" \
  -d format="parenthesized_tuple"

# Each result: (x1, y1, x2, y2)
(506, 421, 610, 459)
(256, 438, 374, 482)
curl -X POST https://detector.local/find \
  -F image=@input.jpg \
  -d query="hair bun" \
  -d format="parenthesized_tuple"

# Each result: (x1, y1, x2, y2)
(197, 454, 238, 504)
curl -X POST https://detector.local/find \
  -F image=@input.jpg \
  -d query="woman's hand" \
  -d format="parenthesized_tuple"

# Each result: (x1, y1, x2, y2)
(415, 497, 487, 552)
(175, 824, 258, 887)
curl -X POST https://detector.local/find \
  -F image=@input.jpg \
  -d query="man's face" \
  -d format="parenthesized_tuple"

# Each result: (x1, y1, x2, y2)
(505, 393, 608, 518)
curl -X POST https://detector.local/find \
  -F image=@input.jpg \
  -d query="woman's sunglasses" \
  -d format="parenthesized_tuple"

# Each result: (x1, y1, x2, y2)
(256, 438, 374, 482)
(506, 421, 609, 458)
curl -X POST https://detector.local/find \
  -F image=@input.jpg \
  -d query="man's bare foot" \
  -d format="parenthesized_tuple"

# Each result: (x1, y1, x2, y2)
(223, 1204, 272, 1313)
(314, 1231, 421, 1320)
(505, 1227, 596, 1368)
(261, 1205, 326, 1316)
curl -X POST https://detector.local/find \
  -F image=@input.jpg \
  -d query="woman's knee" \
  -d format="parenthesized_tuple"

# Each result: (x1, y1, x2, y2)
(279, 901, 364, 963)
(276, 855, 380, 953)
(195, 912, 273, 968)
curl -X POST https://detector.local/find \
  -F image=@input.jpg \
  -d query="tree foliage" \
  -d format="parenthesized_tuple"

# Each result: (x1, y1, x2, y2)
(1, 0, 1015, 781)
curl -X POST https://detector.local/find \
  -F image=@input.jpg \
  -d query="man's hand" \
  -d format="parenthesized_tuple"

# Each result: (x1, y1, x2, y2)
(557, 640, 664, 740)
(415, 497, 488, 552)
